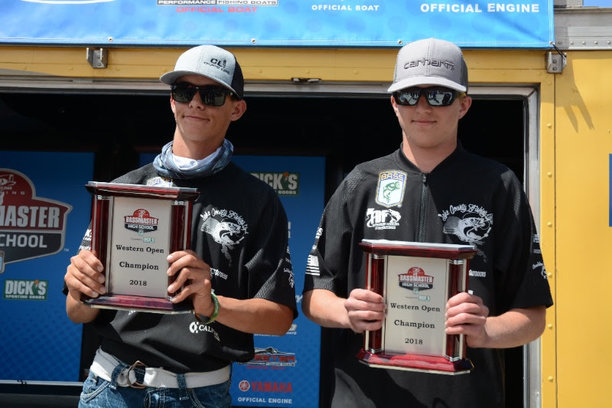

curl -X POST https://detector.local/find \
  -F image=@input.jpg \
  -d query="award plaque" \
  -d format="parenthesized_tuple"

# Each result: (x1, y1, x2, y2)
(357, 239, 477, 375)
(83, 181, 199, 313)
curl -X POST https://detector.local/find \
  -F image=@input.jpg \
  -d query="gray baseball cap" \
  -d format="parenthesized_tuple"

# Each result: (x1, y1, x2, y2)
(160, 45, 244, 99)
(388, 38, 468, 93)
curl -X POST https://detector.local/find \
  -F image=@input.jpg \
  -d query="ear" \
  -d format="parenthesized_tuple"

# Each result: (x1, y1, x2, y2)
(170, 95, 177, 115)
(390, 94, 400, 116)
(458, 95, 472, 120)
(230, 99, 247, 122)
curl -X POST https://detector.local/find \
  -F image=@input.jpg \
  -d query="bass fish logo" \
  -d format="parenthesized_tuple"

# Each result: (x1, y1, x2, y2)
(376, 171, 406, 207)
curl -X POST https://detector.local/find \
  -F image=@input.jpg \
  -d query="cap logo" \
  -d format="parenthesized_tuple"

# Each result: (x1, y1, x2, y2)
(404, 58, 455, 71)
(211, 58, 227, 69)
(205, 57, 231, 76)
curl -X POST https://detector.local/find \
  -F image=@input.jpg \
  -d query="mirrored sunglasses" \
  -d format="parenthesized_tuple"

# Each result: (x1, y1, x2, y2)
(393, 86, 466, 107)
(171, 83, 232, 107)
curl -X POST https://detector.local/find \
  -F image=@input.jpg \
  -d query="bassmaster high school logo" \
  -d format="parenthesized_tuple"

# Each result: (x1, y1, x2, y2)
(4, 279, 47, 300)
(0, 169, 72, 273)
(376, 170, 406, 207)
(124, 209, 159, 234)
(251, 172, 299, 196)
(399, 267, 434, 293)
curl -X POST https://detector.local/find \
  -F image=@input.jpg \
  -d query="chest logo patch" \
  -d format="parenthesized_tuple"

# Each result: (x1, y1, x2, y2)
(375, 170, 407, 207)
(439, 203, 492, 253)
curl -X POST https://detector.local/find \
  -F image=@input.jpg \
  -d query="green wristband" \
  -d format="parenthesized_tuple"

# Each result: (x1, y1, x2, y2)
(193, 290, 220, 325)
(207, 290, 220, 324)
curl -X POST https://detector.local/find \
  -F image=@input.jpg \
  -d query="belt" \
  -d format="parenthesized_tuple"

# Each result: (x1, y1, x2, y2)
(90, 348, 230, 389)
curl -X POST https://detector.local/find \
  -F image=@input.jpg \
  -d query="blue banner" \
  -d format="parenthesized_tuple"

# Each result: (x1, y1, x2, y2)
(0, 151, 94, 383)
(230, 155, 324, 408)
(0, 0, 553, 48)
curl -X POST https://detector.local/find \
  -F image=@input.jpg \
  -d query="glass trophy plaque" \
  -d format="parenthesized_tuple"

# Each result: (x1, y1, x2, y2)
(357, 239, 477, 375)
(83, 181, 199, 313)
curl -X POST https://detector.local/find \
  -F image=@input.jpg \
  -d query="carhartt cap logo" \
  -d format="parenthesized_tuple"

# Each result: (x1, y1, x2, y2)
(404, 58, 455, 71)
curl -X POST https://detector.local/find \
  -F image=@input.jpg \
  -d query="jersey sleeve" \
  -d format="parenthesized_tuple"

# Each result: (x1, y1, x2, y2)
(246, 192, 298, 317)
(304, 174, 359, 299)
(493, 172, 553, 311)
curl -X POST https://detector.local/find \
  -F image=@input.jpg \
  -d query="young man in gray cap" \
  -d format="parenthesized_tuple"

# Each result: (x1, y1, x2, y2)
(64, 45, 296, 408)
(302, 38, 553, 408)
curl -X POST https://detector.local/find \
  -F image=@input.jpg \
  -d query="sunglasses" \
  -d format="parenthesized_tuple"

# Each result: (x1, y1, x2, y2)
(393, 86, 466, 107)
(171, 83, 233, 107)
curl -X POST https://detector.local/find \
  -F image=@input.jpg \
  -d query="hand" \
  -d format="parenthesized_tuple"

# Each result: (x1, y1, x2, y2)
(445, 291, 490, 348)
(64, 249, 106, 300)
(343, 288, 385, 333)
(167, 250, 215, 316)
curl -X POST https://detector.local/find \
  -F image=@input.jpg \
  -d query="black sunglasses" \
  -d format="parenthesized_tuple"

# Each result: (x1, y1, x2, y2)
(393, 86, 466, 107)
(171, 83, 233, 107)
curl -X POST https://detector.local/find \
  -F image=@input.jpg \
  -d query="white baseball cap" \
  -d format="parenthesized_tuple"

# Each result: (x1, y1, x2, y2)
(160, 45, 244, 99)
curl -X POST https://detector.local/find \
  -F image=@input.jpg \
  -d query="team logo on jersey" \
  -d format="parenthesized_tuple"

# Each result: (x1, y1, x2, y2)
(439, 203, 492, 257)
(365, 207, 401, 230)
(376, 171, 406, 207)
(200, 207, 248, 260)
(399, 267, 433, 293)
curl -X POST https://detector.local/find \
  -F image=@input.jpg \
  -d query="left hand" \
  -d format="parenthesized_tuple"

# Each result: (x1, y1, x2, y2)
(167, 250, 215, 316)
(445, 291, 490, 348)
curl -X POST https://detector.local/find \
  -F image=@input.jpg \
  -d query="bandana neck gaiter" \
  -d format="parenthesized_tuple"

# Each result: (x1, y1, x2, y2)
(152, 139, 234, 180)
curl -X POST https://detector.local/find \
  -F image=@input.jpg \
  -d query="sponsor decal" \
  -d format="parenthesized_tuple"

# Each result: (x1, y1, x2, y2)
(533, 261, 547, 280)
(124, 208, 159, 234)
(365, 207, 401, 230)
(250, 172, 299, 196)
(375, 170, 406, 207)
(188, 320, 221, 341)
(21, 0, 115, 4)
(239, 380, 293, 393)
(238, 379, 251, 392)
(399, 267, 433, 293)
(0, 169, 72, 270)
(240, 347, 297, 368)
(4, 279, 48, 300)
(158, 0, 278, 6)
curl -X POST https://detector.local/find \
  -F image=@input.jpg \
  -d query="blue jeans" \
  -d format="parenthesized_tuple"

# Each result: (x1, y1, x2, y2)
(78, 370, 232, 408)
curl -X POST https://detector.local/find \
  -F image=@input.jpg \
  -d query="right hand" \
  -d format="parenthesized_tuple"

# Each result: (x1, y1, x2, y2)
(343, 288, 386, 333)
(64, 249, 107, 301)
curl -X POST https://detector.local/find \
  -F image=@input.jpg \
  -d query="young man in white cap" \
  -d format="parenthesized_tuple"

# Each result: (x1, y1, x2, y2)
(64, 45, 296, 408)
(302, 38, 553, 407)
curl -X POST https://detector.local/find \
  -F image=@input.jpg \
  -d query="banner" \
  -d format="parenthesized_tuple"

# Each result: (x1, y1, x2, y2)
(230, 155, 324, 408)
(0, 151, 94, 383)
(0, 0, 553, 48)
